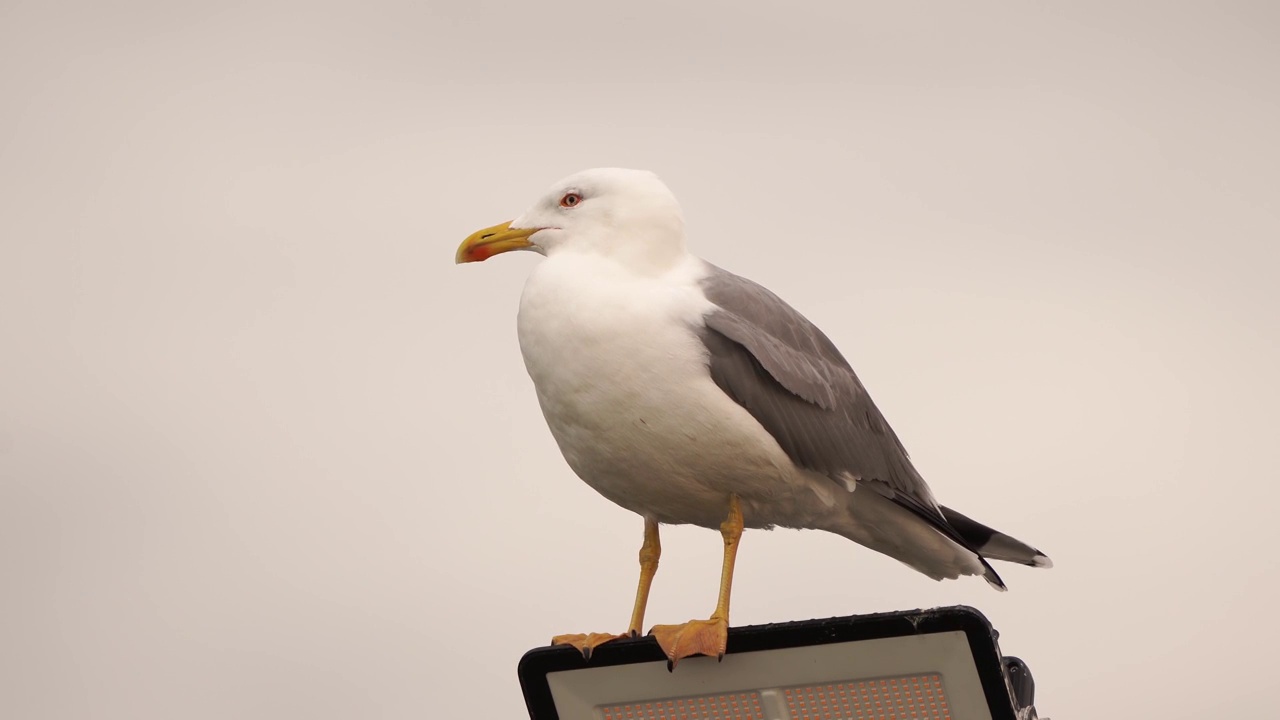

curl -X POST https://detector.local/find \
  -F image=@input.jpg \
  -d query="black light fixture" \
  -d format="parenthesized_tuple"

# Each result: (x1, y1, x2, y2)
(519, 605, 1043, 720)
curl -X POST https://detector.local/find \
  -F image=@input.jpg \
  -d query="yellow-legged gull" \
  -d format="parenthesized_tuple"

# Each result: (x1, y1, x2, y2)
(455, 168, 1051, 666)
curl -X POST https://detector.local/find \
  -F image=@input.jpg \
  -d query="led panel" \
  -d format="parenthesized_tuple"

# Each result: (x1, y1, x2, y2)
(599, 691, 766, 720)
(782, 675, 952, 720)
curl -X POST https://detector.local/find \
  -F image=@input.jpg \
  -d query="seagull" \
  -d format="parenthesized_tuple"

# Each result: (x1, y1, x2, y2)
(455, 168, 1051, 666)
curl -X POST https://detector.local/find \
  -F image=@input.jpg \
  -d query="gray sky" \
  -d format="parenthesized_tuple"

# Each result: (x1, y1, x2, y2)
(2, 2, 1277, 718)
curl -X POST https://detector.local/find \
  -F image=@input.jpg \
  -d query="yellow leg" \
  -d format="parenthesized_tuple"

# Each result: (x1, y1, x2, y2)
(627, 518, 662, 636)
(552, 518, 662, 659)
(650, 495, 743, 668)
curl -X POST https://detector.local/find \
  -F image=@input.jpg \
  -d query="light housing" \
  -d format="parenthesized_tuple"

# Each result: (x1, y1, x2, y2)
(518, 605, 1039, 720)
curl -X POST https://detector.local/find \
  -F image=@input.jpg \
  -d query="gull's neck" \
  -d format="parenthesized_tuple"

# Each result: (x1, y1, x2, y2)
(545, 230, 691, 278)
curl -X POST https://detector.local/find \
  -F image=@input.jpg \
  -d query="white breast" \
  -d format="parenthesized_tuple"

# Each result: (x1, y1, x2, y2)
(516, 252, 837, 529)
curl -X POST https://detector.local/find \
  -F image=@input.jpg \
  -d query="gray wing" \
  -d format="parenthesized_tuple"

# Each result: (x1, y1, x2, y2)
(698, 261, 944, 520)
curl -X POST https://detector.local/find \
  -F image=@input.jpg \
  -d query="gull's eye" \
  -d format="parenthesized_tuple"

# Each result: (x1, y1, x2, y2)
(559, 192, 582, 208)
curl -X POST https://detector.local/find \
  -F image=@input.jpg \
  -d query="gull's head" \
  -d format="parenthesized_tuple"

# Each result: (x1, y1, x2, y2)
(456, 168, 687, 269)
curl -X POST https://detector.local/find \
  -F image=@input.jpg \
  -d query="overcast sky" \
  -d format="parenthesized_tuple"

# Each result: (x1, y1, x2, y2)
(2, 2, 1278, 718)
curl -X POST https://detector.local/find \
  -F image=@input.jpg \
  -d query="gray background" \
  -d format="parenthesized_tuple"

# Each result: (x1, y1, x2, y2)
(2, 2, 1277, 718)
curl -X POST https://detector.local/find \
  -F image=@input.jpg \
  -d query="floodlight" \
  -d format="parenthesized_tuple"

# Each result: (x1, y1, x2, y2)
(519, 605, 1043, 720)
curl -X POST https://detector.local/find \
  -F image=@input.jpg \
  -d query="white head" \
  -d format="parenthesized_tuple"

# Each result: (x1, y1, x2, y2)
(456, 168, 688, 272)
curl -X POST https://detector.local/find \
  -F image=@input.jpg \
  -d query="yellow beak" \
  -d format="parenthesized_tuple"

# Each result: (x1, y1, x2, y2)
(455, 221, 538, 264)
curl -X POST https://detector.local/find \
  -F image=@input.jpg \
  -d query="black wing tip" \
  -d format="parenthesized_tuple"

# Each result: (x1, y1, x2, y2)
(980, 558, 1008, 592)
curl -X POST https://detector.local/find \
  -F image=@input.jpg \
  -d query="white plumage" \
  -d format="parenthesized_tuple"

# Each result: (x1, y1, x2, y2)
(519, 251, 837, 530)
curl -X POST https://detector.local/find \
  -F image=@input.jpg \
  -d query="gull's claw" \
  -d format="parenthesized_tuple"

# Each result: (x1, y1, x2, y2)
(648, 617, 729, 669)
(551, 632, 630, 660)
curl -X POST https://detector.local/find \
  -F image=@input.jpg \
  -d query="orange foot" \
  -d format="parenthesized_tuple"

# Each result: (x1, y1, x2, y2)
(551, 631, 634, 660)
(649, 617, 729, 669)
